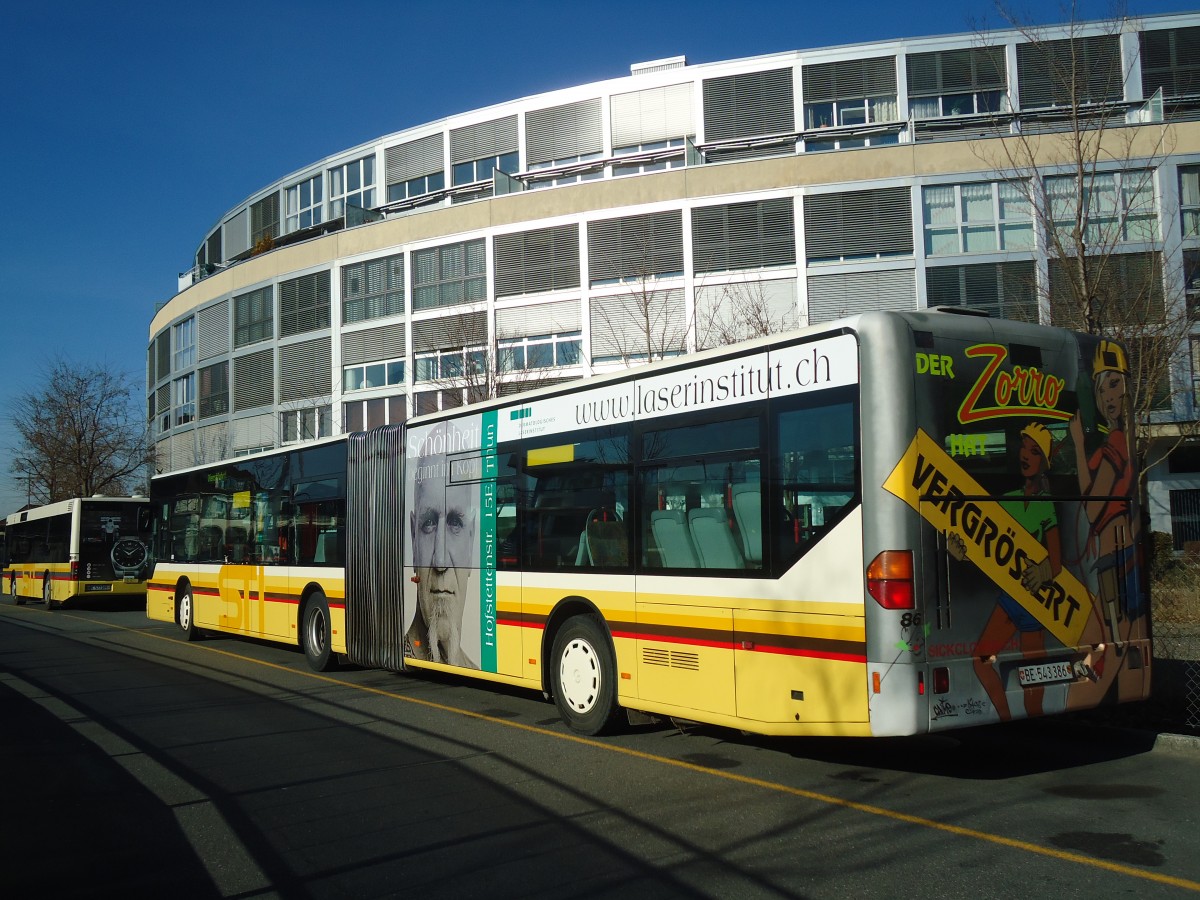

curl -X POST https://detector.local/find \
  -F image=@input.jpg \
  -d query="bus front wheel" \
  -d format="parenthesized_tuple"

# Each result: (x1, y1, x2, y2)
(302, 591, 336, 672)
(550, 615, 621, 735)
(177, 584, 201, 641)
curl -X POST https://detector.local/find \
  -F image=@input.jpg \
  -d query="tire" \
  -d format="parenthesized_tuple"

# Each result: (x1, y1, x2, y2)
(177, 583, 201, 641)
(12, 576, 23, 606)
(550, 615, 621, 735)
(302, 591, 336, 672)
(43, 573, 55, 610)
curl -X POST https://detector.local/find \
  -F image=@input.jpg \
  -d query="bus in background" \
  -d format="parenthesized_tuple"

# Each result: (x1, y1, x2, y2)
(7, 496, 153, 608)
(146, 310, 1151, 737)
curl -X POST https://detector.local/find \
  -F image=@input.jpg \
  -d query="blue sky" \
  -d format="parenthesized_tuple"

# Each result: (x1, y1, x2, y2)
(0, 0, 1194, 516)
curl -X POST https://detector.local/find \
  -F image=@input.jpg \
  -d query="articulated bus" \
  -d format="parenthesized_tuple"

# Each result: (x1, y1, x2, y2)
(6, 496, 153, 608)
(146, 310, 1150, 737)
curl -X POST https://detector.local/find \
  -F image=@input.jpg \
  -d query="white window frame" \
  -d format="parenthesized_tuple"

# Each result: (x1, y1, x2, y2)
(280, 405, 331, 444)
(343, 357, 406, 392)
(612, 138, 686, 177)
(173, 373, 195, 427)
(497, 331, 583, 371)
(922, 181, 1035, 256)
(329, 156, 376, 218)
(386, 171, 445, 204)
(173, 317, 196, 370)
(285, 174, 324, 232)
(413, 346, 486, 384)
(453, 151, 519, 187)
(1045, 170, 1159, 247)
(1181, 166, 1200, 240)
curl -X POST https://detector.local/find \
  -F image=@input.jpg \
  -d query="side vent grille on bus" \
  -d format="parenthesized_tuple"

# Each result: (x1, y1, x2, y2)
(642, 647, 700, 670)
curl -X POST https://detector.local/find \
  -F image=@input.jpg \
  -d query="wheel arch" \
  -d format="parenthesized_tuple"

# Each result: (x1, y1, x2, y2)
(540, 594, 611, 695)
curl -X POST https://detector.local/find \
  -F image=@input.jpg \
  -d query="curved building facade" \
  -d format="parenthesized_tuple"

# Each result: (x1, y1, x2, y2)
(149, 13, 1200, 539)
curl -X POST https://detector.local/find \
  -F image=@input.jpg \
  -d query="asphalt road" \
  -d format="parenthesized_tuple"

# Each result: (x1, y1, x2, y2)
(3, 598, 1200, 899)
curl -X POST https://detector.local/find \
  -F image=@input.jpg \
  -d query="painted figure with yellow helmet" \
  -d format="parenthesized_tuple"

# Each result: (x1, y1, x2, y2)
(1068, 339, 1143, 674)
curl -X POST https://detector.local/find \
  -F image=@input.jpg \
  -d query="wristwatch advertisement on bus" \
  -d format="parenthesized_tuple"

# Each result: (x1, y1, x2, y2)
(111, 537, 149, 580)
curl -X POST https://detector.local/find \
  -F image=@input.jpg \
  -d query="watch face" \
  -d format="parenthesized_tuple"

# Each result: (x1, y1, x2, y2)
(112, 537, 148, 571)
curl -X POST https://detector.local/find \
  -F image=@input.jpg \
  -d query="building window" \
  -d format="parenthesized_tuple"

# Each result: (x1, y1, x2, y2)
(802, 56, 898, 151)
(173, 374, 195, 426)
(344, 357, 405, 391)
(926, 260, 1038, 322)
(329, 156, 376, 218)
(342, 253, 405, 324)
(173, 317, 196, 370)
(1045, 170, 1158, 247)
(198, 361, 229, 419)
(1016, 35, 1123, 110)
(1182, 166, 1200, 239)
(388, 171, 444, 203)
(414, 347, 486, 383)
(345, 394, 406, 433)
(384, 134, 445, 206)
(279, 271, 332, 338)
(281, 405, 331, 444)
(1185, 250, 1200, 319)
(922, 181, 1034, 255)
(249, 193, 280, 247)
(285, 174, 323, 232)
(907, 46, 1007, 118)
(412, 239, 486, 310)
(498, 332, 582, 371)
(703, 68, 795, 142)
(1140, 26, 1200, 101)
(454, 151, 519, 187)
(612, 138, 687, 177)
(233, 286, 273, 348)
(526, 98, 604, 183)
(527, 152, 604, 189)
(692, 197, 797, 273)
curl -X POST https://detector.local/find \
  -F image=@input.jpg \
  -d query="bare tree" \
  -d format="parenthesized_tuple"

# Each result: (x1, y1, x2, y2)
(10, 358, 154, 504)
(976, 4, 1194, 475)
(693, 278, 802, 350)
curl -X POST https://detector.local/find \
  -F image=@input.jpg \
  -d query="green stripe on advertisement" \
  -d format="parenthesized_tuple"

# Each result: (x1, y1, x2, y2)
(479, 409, 498, 672)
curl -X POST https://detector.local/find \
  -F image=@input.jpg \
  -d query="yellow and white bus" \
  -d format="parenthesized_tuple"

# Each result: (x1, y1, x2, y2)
(6, 496, 153, 608)
(146, 310, 1151, 737)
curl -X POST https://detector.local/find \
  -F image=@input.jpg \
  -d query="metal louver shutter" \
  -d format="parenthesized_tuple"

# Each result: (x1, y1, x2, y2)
(494, 223, 580, 296)
(199, 361, 229, 419)
(1140, 26, 1200, 98)
(907, 46, 1006, 96)
(206, 229, 223, 266)
(450, 116, 519, 164)
(587, 210, 684, 283)
(155, 384, 170, 415)
(279, 271, 331, 338)
(806, 269, 916, 324)
(1017, 35, 1123, 108)
(525, 98, 603, 165)
(233, 349, 274, 411)
(225, 209, 250, 258)
(250, 192, 280, 244)
(589, 287, 686, 359)
(280, 338, 333, 402)
(611, 83, 695, 147)
(147, 344, 156, 386)
(694, 279, 799, 350)
(156, 332, 171, 381)
(232, 413, 274, 451)
(496, 299, 582, 337)
(703, 67, 795, 141)
(412, 311, 488, 352)
(385, 133, 444, 186)
(198, 301, 229, 360)
(342, 322, 409, 365)
(196, 422, 228, 464)
(926, 261, 1037, 322)
(804, 187, 913, 261)
(692, 197, 796, 273)
(803, 56, 897, 103)
(342, 253, 404, 324)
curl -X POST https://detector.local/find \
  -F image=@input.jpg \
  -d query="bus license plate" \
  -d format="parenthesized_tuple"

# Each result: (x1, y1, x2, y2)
(1018, 661, 1073, 685)
(84, 584, 112, 593)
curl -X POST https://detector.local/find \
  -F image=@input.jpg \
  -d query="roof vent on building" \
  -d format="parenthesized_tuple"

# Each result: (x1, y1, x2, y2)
(631, 55, 687, 76)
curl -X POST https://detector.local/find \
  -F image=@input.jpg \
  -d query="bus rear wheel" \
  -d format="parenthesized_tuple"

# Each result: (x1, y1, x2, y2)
(302, 591, 336, 672)
(550, 615, 621, 735)
(43, 574, 55, 610)
(177, 584, 201, 641)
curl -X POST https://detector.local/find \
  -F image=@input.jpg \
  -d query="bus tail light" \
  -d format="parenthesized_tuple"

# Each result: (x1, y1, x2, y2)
(70, 561, 78, 581)
(867, 550, 914, 610)
(933, 667, 950, 694)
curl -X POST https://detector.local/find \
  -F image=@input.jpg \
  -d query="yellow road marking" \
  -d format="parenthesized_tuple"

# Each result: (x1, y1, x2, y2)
(26, 608, 1200, 893)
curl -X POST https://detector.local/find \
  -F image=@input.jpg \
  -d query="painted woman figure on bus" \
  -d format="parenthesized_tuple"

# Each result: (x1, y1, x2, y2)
(1068, 340, 1144, 657)
(950, 423, 1061, 720)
